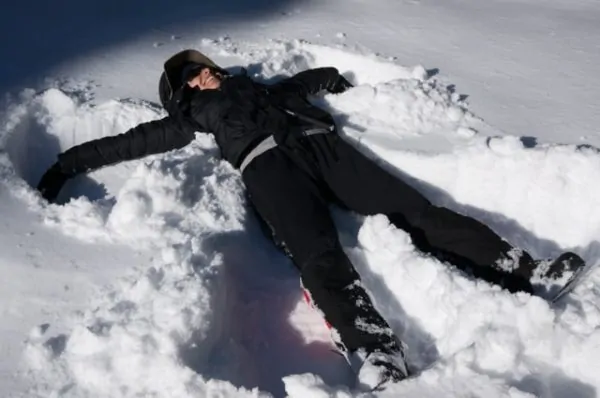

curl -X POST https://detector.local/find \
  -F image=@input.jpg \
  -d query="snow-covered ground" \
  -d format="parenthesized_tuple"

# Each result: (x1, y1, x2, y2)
(2, 1, 600, 397)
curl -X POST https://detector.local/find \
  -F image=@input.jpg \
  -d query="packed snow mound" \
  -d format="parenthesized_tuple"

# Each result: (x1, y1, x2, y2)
(1, 39, 599, 397)
(1, 88, 164, 208)
(373, 138, 600, 252)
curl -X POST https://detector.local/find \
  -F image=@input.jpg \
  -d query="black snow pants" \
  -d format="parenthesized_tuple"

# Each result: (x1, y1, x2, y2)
(242, 132, 534, 355)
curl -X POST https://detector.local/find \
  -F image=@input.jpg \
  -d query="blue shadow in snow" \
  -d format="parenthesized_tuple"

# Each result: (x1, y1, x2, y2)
(0, 0, 302, 93)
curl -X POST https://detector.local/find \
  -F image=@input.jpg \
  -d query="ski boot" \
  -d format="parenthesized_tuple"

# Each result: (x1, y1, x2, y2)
(350, 348, 409, 391)
(530, 251, 587, 301)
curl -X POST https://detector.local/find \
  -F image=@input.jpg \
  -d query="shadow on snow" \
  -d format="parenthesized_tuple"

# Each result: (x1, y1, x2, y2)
(179, 216, 355, 397)
(0, 0, 303, 92)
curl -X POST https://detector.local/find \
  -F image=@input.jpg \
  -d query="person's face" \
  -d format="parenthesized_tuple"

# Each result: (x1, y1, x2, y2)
(187, 67, 221, 90)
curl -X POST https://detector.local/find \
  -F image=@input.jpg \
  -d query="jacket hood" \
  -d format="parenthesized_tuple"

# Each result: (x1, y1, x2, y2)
(159, 49, 227, 110)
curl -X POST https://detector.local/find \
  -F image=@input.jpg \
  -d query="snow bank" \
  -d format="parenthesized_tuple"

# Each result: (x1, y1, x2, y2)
(2, 39, 599, 397)
(372, 138, 600, 253)
(1, 84, 256, 397)
(346, 216, 600, 397)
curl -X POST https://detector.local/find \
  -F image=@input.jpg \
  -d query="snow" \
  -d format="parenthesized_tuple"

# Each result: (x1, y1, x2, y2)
(2, 1, 600, 397)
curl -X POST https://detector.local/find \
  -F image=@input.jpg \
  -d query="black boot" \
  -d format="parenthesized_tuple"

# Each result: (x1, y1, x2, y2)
(503, 250, 586, 298)
(351, 348, 409, 391)
(534, 251, 586, 281)
(530, 252, 586, 299)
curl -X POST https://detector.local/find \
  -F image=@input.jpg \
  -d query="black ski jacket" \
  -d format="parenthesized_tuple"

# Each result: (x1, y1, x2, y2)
(57, 67, 344, 175)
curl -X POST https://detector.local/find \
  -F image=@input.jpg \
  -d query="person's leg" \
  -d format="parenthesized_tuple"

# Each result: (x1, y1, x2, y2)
(242, 148, 405, 356)
(315, 134, 536, 292)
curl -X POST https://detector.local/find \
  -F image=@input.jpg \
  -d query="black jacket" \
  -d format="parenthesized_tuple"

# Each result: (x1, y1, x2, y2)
(57, 67, 345, 175)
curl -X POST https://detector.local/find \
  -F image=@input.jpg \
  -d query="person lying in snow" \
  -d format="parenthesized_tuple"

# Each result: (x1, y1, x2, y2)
(36, 49, 584, 390)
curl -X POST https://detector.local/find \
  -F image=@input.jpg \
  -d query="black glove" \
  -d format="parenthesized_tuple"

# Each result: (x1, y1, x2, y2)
(37, 162, 72, 202)
(328, 75, 354, 94)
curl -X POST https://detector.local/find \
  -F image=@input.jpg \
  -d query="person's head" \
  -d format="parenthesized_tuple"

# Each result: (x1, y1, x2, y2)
(180, 63, 223, 91)
(159, 49, 228, 111)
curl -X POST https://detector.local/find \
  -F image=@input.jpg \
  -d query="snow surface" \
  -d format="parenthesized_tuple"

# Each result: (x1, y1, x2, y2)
(2, 1, 600, 397)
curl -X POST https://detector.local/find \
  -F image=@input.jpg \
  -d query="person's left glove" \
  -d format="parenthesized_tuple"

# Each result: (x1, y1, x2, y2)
(328, 75, 354, 94)
(37, 162, 72, 202)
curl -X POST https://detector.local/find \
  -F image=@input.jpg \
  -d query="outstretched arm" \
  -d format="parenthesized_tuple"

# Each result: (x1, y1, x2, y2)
(37, 116, 198, 202)
(273, 67, 353, 97)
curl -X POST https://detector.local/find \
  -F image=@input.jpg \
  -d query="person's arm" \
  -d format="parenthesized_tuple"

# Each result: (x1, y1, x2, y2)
(37, 116, 197, 202)
(272, 67, 353, 97)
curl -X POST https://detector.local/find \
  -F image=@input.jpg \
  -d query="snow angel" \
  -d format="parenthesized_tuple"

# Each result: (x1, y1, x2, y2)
(37, 49, 585, 390)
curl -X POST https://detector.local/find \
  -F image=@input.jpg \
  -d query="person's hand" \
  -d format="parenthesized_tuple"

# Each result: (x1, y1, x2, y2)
(329, 75, 354, 94)
(37, 162, 72, 202)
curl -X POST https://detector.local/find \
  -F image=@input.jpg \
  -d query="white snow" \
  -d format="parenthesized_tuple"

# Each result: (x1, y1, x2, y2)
(2, 1, 600, 397)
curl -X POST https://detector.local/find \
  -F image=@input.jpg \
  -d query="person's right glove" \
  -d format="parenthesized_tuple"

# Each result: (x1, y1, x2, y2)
(328, 75, 354, 94)
(37, 162, 72, 202)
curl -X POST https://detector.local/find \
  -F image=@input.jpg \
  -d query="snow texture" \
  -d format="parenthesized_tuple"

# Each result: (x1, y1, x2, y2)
(2, 4, 600, 398)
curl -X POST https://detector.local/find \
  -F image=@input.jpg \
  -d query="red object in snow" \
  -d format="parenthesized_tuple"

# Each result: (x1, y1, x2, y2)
(303, 288, 332, 329)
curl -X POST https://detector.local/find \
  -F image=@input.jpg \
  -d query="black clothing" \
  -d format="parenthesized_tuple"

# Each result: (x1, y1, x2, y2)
(56, 117, 197, 177)
(37, 162, 72, 202)
(189, 70, 340, 166)
(54, 68, 345, 177)
(244, 133, 526, 277)
(243, 133, 535, 354)
(38, 65, 537, 359)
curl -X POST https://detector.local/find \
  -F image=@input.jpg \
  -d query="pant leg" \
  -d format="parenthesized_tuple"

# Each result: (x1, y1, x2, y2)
(313, 135, 534, 292)
(242, 147, 403, 354)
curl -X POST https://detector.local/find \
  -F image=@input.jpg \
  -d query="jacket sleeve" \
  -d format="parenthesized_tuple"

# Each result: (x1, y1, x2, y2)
(57, 116, 197, 175)
(272, 67, 342, 97)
